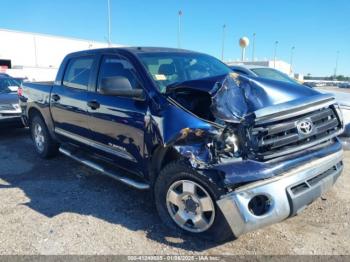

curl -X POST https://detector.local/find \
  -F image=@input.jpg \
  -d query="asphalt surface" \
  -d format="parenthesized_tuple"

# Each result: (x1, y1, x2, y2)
(0, 127, 349, 255)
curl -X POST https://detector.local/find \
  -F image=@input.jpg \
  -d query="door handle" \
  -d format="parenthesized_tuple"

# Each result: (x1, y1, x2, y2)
(87, 100, 100, 110)
(52, 94, 60, 102)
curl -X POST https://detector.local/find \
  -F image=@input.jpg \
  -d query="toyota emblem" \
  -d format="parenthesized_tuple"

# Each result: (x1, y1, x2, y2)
(297, 119, 314, 135)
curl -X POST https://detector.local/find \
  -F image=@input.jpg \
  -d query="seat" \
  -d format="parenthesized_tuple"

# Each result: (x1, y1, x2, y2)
(158, 63, 178, 83)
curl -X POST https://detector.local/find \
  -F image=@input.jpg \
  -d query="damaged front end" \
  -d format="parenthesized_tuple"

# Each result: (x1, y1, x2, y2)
(160, 73, 344, 236)
(163, 73, 343, 181)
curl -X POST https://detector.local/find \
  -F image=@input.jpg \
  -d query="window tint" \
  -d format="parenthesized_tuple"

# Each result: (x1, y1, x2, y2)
(98, 55, 139, 91)
(63, 56, 94, 90)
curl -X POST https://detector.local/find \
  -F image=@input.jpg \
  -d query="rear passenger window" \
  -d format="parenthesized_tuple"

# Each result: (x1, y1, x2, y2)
(63, 57, 94, 90)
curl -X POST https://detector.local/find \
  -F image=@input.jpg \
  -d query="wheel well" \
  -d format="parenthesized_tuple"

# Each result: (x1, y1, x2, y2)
(28, 108, 43, 124)
(161, 147, 181, 170)
(149, 146, 182, 184)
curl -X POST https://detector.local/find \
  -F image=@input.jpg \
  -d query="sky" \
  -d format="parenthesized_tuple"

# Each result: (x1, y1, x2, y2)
(0, 0, 349, 76)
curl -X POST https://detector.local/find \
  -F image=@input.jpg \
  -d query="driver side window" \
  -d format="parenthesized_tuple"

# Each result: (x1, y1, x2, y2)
(98, 55, 139, 92)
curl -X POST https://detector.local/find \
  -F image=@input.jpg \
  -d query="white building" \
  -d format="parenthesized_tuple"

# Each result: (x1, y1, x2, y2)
(0, 28, 121, 81)
(226, 60, 292, 76)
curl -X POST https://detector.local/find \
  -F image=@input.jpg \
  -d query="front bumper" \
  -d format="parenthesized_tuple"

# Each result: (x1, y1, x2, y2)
(217, 147, 343, 237)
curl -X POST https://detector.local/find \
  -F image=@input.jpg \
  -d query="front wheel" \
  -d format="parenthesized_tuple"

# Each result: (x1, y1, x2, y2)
(30, 115, 59, 158)
(154, 161, 234, 242)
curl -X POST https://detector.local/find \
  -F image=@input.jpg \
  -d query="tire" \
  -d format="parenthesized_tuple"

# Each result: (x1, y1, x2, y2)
(30, 115, 59, 159)
(154, 160, 234, 243)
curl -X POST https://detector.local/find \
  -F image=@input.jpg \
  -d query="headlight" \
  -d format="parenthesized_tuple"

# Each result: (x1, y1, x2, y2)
(224, 134, 239, 153)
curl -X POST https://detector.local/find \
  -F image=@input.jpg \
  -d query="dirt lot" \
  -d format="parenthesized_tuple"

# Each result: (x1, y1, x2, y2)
(0, 127, 349, 255)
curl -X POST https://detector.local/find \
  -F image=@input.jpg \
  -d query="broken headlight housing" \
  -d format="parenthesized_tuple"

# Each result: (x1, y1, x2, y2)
(210, 127, 241, 162)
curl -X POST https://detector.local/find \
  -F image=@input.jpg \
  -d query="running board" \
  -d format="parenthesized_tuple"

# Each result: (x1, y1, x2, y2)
(59, 147, 150, 190)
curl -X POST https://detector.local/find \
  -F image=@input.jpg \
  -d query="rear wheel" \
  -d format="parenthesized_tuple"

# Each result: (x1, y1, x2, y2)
(154, 161, 234, 242)
(30, 115, 59, 158)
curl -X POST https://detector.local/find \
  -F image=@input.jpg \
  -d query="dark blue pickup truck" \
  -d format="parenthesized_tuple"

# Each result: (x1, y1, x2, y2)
(19, 47, 344, 242)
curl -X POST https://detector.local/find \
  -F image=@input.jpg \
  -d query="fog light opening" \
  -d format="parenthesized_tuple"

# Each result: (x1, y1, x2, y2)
(248, 195, 271, 216)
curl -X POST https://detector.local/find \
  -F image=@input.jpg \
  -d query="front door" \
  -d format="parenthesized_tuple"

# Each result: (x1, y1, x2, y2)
(87, 54, 148, 176)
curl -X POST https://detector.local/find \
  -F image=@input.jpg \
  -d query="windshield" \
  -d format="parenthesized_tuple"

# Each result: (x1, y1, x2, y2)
(138, 52, 232, 93)
(251, 68, 299, 85)
(0, 78, 20, 94)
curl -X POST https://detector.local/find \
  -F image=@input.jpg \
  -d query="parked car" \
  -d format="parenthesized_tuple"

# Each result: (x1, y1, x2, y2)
(230, 65, 350, 138)
(0, 73, 11, 78)
(339, 82, 350, 89)
(0, 77, 22, 126)
(20, 48, 344, 242)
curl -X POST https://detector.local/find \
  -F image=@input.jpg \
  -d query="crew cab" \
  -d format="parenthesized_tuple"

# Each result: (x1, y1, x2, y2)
(19, 48, 344, 242)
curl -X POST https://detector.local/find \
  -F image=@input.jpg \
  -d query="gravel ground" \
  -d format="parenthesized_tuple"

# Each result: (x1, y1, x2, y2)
(0, 127, 349, 255)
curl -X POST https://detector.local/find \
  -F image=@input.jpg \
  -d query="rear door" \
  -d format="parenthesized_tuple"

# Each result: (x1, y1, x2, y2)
(86, 54, 148, 176)
(51, 55, 96, 142)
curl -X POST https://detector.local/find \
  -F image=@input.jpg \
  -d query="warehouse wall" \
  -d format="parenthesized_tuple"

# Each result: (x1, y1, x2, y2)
(0, 29, 119, 81)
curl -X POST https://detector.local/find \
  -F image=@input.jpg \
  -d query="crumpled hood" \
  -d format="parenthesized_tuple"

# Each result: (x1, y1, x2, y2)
(211, 73, 324, 122)
(167, 73, 329, 123)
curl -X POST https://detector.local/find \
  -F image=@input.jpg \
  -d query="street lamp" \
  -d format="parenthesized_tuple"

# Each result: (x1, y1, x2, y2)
(221, 24, 226, 61)
(252, 33, 256, 62)
(290, 46, 295, 75)
(178, 10, 183, 48)
(334, 51, 340, 79)
(273, 41, 279, 68)
(107, 0, 112, 47)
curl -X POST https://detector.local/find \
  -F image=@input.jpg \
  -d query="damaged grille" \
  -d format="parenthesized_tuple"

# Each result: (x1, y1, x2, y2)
(251, 106, 342, 160)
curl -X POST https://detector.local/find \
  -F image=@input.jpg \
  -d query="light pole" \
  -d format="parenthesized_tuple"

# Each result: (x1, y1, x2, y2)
(221, 24, 226, 61)
(290, 46, 295, 75)
(33, 36, 38, 67)
(107, 0, 112, 47)
(273, 41, 279, 68)
(178, 10, 183, 48)
(334, 51, 339, 79)
(252, 33, 256, 62)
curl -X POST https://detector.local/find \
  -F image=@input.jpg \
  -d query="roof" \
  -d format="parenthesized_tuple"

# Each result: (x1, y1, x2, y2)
(67, 47, 201, 57)
(230, 64, 268, 70)
(123, 47, 198, 54)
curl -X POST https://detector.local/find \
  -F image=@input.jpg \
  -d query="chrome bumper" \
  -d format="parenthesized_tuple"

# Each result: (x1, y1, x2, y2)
(217, 149, 343, 237)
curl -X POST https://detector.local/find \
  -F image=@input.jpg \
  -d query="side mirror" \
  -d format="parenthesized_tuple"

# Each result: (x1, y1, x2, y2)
(100, 76, 145, 100)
